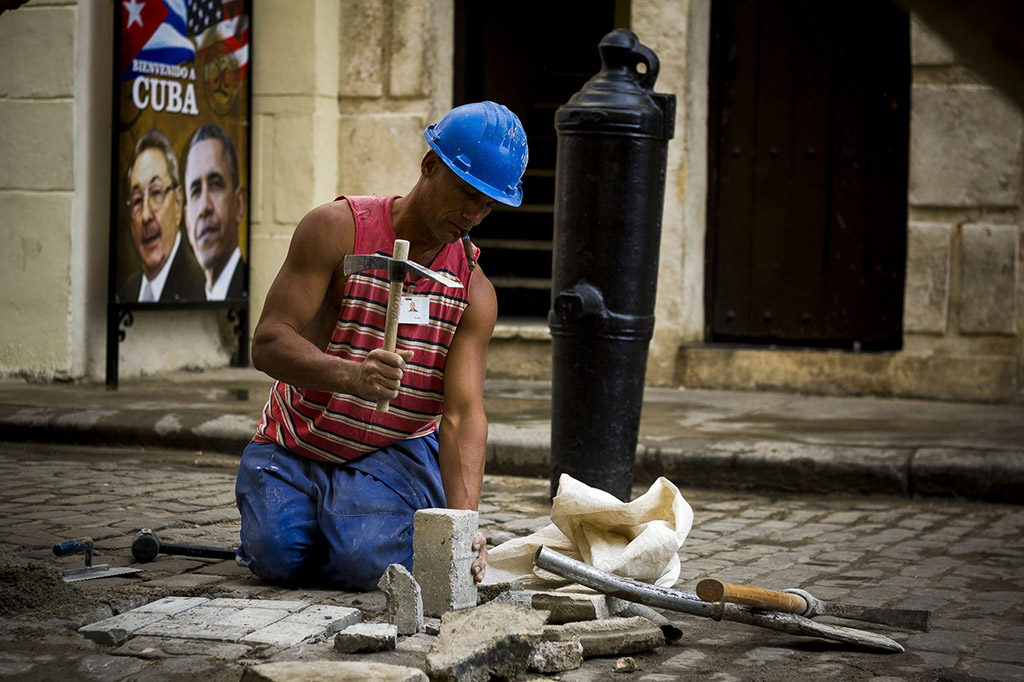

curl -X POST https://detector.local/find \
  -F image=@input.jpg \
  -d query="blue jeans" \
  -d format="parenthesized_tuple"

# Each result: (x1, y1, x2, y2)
(234, 433, 446, 591)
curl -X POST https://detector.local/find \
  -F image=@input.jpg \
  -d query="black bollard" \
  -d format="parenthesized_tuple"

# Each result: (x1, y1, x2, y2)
(549, 29, 676, 501)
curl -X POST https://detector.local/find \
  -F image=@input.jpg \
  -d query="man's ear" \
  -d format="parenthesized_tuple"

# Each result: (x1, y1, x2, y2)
(234, 185, 247, 220)
(422, 150, 441, 177)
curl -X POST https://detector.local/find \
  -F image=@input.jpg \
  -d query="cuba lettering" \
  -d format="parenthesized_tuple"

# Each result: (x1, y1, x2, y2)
(132, 77, 200, 116)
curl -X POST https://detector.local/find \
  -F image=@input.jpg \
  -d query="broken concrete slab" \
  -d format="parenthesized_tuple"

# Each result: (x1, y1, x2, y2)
(528, 636, 584, 673)
(476, 580, 524, 604)
(413, 508, 478, 617)
(425, 603, 549, 682)
(378, 563, 423, 635)
(240, 606, 361, 647)
(79, 609, 172, 647)
(240, 660, 427, 682)
(489, 589, 610, 623)
(333, 622, 398, 653)
(111, 635, 252, 660)
(542, 615, 665, 657)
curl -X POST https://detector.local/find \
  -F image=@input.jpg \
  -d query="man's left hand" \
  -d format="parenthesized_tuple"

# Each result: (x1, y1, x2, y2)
(471, 531, 488, 582)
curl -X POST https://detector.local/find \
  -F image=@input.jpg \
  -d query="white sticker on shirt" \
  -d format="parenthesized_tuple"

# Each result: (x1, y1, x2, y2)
(399, 295, 430, 325)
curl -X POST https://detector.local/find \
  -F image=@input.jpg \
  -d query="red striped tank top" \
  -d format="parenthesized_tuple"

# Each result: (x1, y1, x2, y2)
(253, 195, 479, 463)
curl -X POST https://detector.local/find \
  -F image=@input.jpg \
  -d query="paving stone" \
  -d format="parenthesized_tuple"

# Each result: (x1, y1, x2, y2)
(240, 661, 428, 682)
(333, 622, 398, 653)
(78, 610, 171, 647)
(378, 563, 423, 635)
(528, 636, 583, 673)
(426, 603, 549, 682)
(111, 635, 252, 660)
(542, 616, 665, 657)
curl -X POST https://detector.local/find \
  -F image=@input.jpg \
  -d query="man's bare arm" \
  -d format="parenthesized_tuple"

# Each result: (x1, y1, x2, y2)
(250, 201, 409, 400)
(438, 268, 497, 582)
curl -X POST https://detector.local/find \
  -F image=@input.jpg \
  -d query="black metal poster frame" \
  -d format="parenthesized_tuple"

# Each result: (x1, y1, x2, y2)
(106, 0, 253, 388)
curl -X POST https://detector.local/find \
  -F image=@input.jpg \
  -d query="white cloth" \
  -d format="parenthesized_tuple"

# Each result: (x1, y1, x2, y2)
(485, 474, 694, 588)
(137, 232, 183, 302)
(206, 247, 241, 300)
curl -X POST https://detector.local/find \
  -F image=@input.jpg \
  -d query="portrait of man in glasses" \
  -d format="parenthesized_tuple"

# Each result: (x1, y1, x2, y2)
(118, 128, 205, 303)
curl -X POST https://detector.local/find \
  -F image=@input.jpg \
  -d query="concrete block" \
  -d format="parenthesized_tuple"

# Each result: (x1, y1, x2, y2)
(911, 14, 957, 66)
(903, 221, 951, 333)
(910, 85, 1024, 207)
(135, 605, 247, 642)
(959, 223, 1018, 334)
(425, 603, 549, 682)
(0, 5, 76, 97)
(251, 0, 317, 94)
(530, 591, 611, 624)
(390, 2, 428, 97)
(338, 0, 385, 96)
(528, 637, 584, 673)
(0, 191, 74, 374)
(0, 100, 74, 189)
(378, 563, 423, 635)
(477, 581, 525, 604)
(281, 604, 361, 634)
(203, 598, 309, 612)
(111, 635, 252, 660)
(413, 508, 479, 617)
(542, 616, 665, 657)
(78, 610, 170, 647)
(240, 620, 329, 647)
(333, 622, 398, 653)
(241, 661, 428, 682)
(338, 113, 426, 197)
(272, 113, 318, 224)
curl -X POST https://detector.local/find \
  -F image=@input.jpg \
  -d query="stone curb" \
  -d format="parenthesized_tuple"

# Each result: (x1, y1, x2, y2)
(1, 405, 1021, 504)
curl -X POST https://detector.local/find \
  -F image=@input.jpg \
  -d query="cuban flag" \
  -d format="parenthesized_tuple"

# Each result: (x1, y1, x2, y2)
(188, 0, 250, 81)
(121, 0, 194, 80)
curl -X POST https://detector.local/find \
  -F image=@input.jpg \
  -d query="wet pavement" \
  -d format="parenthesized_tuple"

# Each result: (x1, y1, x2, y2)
(1, 440, 1022, 681)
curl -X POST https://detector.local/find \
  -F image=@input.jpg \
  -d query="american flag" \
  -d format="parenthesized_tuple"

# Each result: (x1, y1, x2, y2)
(188, 0, 249, 78)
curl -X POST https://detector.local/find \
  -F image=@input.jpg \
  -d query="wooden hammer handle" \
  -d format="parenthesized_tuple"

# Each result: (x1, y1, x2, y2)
(696, 578, 808, 614)
(377, 239, 410, 412)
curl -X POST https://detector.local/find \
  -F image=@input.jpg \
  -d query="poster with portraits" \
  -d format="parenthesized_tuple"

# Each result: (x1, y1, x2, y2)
(111, 0, 250, 306)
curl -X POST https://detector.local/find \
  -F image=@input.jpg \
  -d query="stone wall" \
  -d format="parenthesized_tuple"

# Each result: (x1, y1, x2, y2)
(0, 1, 79, 378)
(902, 15, 1023, 399)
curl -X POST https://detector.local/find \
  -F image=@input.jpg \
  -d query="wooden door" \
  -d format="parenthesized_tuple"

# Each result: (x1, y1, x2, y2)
(706, 0, 910, 350)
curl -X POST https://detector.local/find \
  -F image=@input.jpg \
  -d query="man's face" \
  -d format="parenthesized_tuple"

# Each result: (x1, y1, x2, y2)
(424, 155, 496, 244)
(128, 148, 182, 280)
(184, 138, 244, 277)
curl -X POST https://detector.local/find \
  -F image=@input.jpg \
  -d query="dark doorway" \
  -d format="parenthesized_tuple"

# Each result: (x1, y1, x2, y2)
(454, 1, 625, 317)
(706, 0, 910, 350)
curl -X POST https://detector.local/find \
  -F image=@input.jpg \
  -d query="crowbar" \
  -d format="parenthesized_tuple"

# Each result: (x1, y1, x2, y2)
(533, 546, 904, 653)
(696, 579, 931, 632)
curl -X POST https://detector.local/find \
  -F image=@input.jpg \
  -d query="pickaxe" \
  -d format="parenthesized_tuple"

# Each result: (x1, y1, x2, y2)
(696, 578, 931, 632)
(343, 238, 463, 411)
(533, 546, 906, 653)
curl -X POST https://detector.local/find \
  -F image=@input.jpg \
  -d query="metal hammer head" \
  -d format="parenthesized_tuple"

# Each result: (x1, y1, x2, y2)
(343, 252, 463, 289)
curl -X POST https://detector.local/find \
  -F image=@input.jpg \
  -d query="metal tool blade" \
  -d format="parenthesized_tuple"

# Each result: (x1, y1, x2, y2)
(816, 600, 932, 632)
(62, 564, 143, 582)
(343, 253, 463, 289)
(533, 546, 904, 654)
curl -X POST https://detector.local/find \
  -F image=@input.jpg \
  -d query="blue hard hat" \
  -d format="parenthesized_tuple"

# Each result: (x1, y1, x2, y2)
(424, 101, 529, 207)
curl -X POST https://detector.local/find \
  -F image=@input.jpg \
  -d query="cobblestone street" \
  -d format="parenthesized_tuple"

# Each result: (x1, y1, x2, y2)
(1, 442, 1022, 681)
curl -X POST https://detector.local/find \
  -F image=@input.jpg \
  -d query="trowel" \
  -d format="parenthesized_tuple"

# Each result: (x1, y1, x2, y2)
(53, 537, 142, 582)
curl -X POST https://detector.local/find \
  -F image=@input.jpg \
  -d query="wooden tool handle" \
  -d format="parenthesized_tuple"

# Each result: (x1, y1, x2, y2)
(377, 239, 410, 412)
(696, 578, 808, 614)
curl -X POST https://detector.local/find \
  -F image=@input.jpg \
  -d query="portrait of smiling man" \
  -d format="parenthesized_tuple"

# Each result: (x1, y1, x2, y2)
(119, 128, 205, 303)
(184, 123, 247, 301)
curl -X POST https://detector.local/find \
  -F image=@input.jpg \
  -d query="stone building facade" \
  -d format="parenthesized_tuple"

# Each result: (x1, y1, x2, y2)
(0, 0, 1020, 402)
